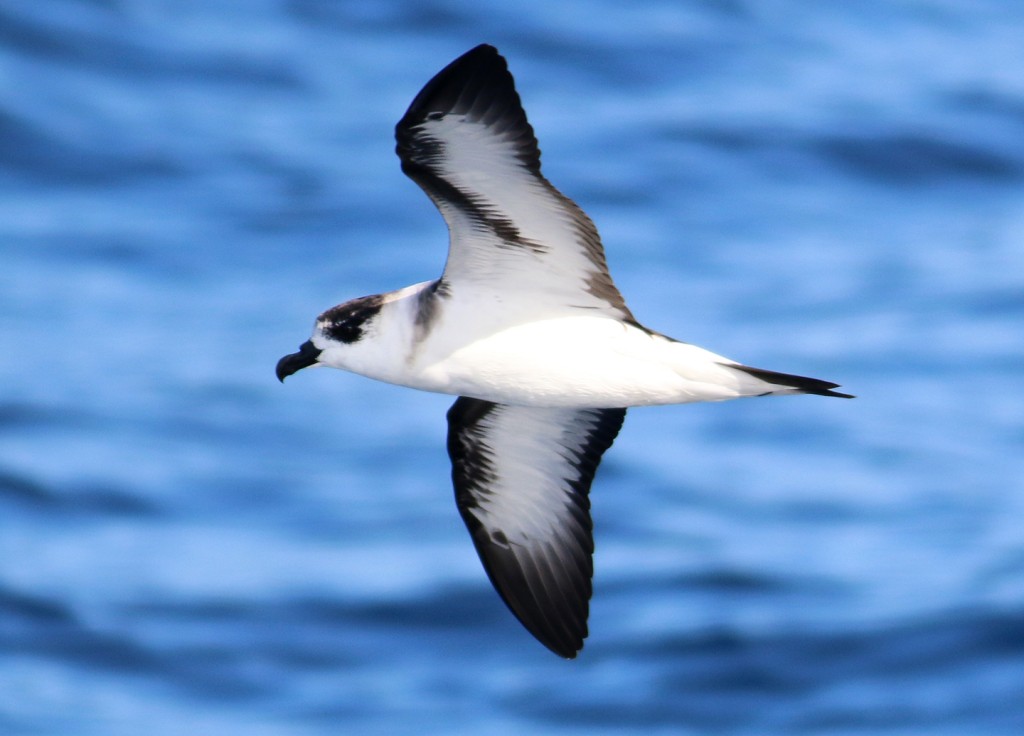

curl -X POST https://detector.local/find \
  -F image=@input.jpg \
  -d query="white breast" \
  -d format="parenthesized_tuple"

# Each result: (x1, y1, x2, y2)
(411, 314, 752, 408)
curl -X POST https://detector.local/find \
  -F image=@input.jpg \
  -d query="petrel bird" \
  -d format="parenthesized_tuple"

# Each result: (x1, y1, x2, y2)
(277, 44, 852, 658)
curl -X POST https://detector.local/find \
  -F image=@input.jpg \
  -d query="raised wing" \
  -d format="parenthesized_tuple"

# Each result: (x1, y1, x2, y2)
(446, 397, 626, 658)
(395, 44, 633, 321)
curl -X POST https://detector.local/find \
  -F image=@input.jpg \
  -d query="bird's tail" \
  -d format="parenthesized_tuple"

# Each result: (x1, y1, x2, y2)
(727, 364, 855, 399)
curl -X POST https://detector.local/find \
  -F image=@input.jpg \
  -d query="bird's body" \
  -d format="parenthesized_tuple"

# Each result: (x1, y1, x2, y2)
(314, 278, 815, 408)
(277, 44, 851, 658)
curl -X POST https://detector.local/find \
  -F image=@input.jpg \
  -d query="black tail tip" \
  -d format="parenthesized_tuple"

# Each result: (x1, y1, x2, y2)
(731, 364, 855, 399)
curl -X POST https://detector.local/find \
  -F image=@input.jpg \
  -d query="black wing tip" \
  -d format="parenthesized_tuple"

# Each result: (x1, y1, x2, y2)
(731, 364, 855, 399)
(461, 43, 502, 62)
(528, 612, 587, 659)
(549, 639, 584, 659)
(472, 544, 590, 660)
(398, 43, 510, 127)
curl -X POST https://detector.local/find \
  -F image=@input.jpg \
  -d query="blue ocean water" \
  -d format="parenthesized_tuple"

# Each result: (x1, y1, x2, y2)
(3, 1, 1024, 733)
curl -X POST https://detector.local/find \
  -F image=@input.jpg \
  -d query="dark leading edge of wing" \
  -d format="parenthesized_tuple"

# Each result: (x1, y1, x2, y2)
(447, 398, 626, 658)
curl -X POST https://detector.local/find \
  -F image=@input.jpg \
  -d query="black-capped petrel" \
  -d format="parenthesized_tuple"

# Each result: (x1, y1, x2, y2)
(276, 44, 852, 658)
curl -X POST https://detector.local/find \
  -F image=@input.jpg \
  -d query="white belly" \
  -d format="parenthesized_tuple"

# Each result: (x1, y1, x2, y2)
(409, 316, 751, 408)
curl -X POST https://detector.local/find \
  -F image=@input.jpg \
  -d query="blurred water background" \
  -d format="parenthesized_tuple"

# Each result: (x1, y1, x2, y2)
(3, 1, 1024, 734)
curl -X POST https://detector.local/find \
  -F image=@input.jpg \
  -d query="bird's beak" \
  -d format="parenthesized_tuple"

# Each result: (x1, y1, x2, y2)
(276, 340, 322, 382)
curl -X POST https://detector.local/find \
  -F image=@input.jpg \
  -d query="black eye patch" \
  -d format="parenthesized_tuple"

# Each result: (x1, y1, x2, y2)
(319, 294, 385, 344)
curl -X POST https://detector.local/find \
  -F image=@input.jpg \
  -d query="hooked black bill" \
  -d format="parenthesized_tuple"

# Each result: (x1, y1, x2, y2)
(276, 340, 322, 382)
